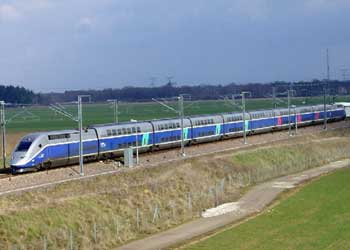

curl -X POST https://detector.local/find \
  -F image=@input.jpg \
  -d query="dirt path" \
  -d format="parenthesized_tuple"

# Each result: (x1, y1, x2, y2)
(116, 160, 349, 250)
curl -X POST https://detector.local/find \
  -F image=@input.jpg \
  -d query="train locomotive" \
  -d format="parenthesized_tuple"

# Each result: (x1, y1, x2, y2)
(10, 104, 346, 173)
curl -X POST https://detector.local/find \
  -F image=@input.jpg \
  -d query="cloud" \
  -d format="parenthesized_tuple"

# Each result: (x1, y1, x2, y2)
(0, 4, 21, 22)
(0, 0, 54, 23)
(304, 0, 350, 12)
(228, 0, 270, 21)
(76, 17, 94, 33)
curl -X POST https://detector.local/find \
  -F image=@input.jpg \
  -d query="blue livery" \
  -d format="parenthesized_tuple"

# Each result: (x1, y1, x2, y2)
(10, 104, 346, 173)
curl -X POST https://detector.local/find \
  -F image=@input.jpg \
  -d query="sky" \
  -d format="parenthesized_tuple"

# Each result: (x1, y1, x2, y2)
(0, 0, 350, 92)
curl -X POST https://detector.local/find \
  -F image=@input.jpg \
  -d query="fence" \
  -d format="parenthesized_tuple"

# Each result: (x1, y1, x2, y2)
(6, 172, 254, 250)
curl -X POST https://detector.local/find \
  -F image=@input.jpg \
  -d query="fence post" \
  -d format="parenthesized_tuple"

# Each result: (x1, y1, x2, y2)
(136, 208, 140, 230)
(187, 192, 192, 210)
(214, 185, 219, 206)
(43, 236, 47, 250)
(69, 229, 74, 250)
(115, 217, 119, 237)
(220, 178, 225, 193)
(152, 204, 159, 223)
(93, 222, 97, 243)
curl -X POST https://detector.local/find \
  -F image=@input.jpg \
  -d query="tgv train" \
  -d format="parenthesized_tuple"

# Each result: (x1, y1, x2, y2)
(10, 104, 346, 173)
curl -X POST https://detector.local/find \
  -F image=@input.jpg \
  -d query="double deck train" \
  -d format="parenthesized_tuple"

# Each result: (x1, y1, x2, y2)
(10, 104, 346, 173)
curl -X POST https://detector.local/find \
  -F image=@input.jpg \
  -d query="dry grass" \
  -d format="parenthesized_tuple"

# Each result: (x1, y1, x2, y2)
(0, 130, 349, 249)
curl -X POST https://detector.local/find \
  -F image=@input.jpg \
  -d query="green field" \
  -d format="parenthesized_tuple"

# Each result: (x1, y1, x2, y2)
(4, 96, 350, 132)
(186, 168, 350, 250)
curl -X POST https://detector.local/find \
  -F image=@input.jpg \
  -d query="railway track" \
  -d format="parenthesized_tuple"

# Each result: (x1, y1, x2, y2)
(0, 120, 348, 197)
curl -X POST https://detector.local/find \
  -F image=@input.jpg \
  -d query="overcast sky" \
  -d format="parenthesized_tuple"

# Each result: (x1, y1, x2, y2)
(0, 0, 349, 92)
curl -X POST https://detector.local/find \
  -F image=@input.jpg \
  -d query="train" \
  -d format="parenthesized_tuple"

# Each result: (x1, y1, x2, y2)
(10, 104, 346, 173)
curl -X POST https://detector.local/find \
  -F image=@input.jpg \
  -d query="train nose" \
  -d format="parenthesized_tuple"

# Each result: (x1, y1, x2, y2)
(10, 152, 27, 166)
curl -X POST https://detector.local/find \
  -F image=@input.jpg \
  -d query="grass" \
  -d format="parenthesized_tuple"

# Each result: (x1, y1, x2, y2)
(5, 96, 350, 132)
(0, 130, 349, 249)
(185, 167, 350, 250)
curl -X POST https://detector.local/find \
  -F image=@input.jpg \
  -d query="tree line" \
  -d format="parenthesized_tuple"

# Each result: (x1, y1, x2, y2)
(2, 80, 350, 105)
(0, 85, 36, 104)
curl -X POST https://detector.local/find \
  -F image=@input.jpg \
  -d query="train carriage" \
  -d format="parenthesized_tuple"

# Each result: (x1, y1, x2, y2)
(222, 113, 249, 138)
(11, 129, 98, 172)
(92, 121, 153, 158)
(150, 118, 192, 150)
(190, 115, 224, 143)
(249, 110, 275, 134)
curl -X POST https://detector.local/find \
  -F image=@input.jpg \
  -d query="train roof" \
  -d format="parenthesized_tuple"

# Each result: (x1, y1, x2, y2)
(89, 121, 152, 129)
(35, 130, 79, 136)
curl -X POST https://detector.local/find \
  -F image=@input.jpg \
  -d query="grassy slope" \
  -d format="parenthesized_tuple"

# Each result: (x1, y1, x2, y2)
(186, 167, 350, 250)
(6, 96, 350, 132)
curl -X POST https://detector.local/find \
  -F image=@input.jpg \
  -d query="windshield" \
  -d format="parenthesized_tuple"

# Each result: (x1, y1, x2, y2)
(16, 140, 32, 152)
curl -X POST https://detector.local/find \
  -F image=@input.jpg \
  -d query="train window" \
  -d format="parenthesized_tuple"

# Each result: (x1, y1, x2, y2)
(132, 127, 136, 133)
(137, 127, 141, 133)
(122, 128, 126, 134)
(112, 129, 117, 136)
(127, 128, 132, 134)
(106, 130, 112, 136)
(16, 140, 32, 152)
(118, 129, 122, 135)
(48, 134, 71, 140)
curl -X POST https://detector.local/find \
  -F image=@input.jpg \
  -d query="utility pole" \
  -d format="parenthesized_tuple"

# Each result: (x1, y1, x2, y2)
(130, 119, 139, 165)
(291, 105, 297, 135)
(77, 95, 90, 176)
(326, 48, 330, 81)
(288, 89, 292, 136)
(152, 95, 186, 157)
(323, 85, 327, 130)
(0, 101, 6, 169)
(78, 96, 84, 176)
(324, 48, 330, 131)
(241, 92, 250, 144)
(107, 99, 119, 123)
(179, 95, 185, 156)
(114, 100, 118, 123)
(272, 86, 277, 110)
(50, 98, 89, 175)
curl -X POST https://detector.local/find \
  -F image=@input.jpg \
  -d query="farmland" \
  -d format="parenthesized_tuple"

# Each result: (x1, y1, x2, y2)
(185, 167, 350, 250)
(4, 96, 350, 132)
